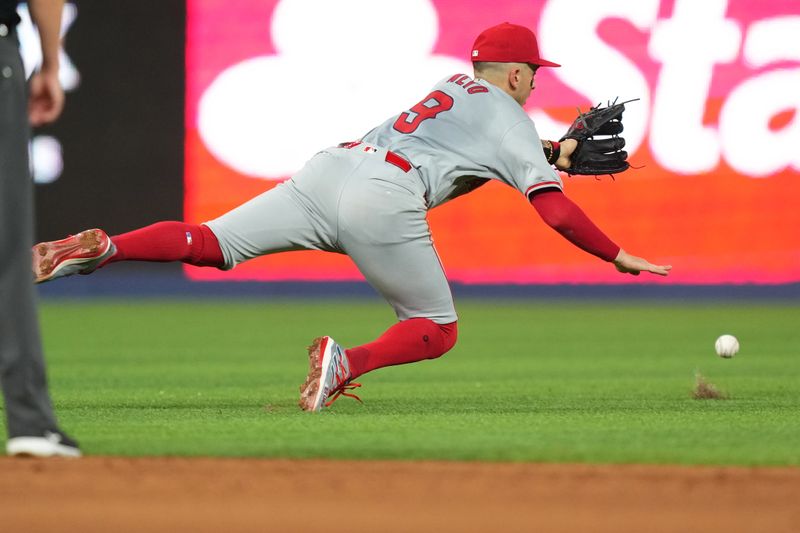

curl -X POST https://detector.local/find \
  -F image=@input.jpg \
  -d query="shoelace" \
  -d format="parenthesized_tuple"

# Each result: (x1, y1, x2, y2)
(324, 381, 363, 407)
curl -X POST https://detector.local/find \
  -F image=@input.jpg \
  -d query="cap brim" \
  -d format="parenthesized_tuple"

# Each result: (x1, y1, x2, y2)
(532, 58, 560, 68)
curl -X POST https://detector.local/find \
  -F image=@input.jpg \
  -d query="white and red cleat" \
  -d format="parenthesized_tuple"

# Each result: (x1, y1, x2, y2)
(32, 229, 116, 284)
(299, 336, 362, 412)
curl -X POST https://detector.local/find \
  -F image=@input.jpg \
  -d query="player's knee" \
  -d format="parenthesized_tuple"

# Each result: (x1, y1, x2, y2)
(440, 320, 458, 353)
(427, 320, 457, 359)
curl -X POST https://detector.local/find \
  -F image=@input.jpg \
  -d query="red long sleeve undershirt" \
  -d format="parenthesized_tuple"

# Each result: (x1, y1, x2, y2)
(529, 190, 620, 262)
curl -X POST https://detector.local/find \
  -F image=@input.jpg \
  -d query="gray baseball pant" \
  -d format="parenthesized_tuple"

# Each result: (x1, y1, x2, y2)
(0, 26, 59, 438)
(206, 145, 458, 324)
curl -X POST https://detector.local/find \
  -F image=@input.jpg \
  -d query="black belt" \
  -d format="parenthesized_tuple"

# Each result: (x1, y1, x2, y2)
(338, 141, 412, 173)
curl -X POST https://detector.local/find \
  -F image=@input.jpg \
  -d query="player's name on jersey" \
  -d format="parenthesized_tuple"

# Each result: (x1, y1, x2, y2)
(447, 74, 489, 95)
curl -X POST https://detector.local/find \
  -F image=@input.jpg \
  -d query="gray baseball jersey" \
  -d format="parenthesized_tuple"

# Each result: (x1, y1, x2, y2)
(206, 73, 560, 324)
(361, 73, 563, 207)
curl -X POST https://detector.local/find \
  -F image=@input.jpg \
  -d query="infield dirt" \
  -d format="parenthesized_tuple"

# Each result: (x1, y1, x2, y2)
(0, 458, 797, 532)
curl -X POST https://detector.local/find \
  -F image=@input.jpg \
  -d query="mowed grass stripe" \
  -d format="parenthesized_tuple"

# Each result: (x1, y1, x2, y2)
(1, 299, 795, 464)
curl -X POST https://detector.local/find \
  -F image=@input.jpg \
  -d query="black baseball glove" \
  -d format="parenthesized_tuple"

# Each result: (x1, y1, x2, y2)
(559, 98, 637, 176)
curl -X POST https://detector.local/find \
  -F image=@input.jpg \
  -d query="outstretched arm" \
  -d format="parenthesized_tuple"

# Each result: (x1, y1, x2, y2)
(529, 190, 671, 277)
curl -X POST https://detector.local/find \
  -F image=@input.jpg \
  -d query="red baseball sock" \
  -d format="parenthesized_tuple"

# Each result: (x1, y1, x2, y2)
(106, 221, 224, 267)
(346, 318, 458, 379)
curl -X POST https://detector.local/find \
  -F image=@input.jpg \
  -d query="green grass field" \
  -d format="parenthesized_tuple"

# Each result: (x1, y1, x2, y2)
(3, 299, 798, 465)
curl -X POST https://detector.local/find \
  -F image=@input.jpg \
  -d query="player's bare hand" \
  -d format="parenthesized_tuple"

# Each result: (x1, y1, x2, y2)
(554, 139, 578, 171)
(613, 249, 672, 276)
(28, 68, 64, 126)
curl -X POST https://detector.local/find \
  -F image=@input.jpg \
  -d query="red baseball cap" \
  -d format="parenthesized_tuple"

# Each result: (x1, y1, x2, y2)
(471, 22, 560, 67)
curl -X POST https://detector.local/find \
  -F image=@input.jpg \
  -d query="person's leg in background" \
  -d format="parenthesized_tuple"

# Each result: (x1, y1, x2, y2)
(0, 24, 79, 457)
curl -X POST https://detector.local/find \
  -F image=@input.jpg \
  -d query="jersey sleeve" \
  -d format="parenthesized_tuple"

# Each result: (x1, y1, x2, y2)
(495, 119, 563, 198)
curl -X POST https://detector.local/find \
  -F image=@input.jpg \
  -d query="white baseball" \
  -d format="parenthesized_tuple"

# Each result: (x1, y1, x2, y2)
(715, 334, 739, 358)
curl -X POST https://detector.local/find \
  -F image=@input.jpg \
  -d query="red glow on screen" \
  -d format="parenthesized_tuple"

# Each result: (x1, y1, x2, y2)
(185, 0, 800, 284)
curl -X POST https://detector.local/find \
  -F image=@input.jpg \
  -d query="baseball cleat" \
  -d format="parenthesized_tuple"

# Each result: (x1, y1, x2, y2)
(32, 228, 116, 284)
(298, 336, 362, 412)
(6, 429, 81, 458)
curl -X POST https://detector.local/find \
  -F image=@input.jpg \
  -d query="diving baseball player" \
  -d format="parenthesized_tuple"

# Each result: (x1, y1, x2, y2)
(31, 23, 671, 412)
